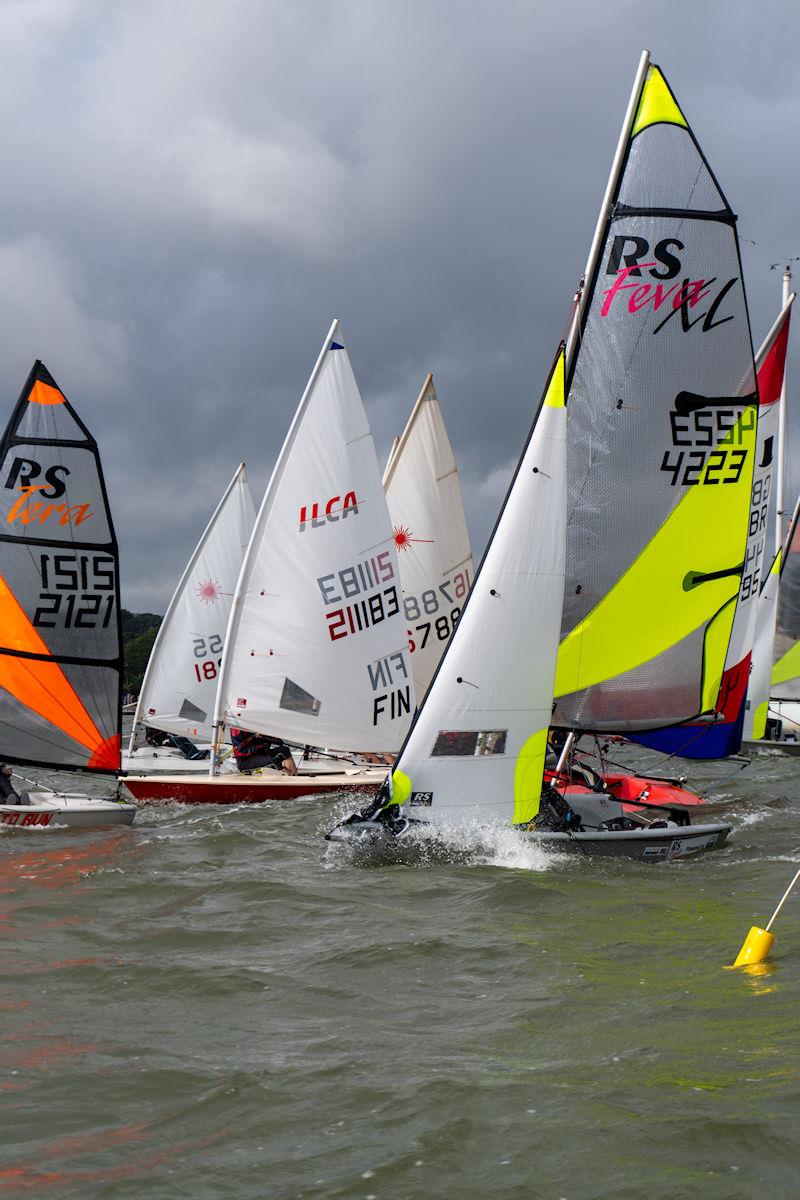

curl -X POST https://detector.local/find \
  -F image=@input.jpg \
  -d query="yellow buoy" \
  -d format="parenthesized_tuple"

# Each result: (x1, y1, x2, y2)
(730, 867, 800, 968)
(732, 926, 775, 968)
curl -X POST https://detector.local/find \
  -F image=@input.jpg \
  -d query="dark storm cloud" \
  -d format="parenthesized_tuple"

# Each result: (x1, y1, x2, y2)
(0, 0, 796, 608)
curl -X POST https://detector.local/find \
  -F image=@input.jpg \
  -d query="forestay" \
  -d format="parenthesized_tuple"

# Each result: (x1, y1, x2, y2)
(383, 375, 474, 699)
(130, 463, 255, 744)
(553, 63, 758, 733)
(385, 350, 567, 827)
(212, 321, 411, 756)
(0, 361, 121, 771)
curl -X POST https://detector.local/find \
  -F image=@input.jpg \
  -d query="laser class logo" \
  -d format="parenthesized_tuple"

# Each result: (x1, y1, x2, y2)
(196, 579, 222, 604)
(600, 236, 738, 334)
(394, 525, 413, 551)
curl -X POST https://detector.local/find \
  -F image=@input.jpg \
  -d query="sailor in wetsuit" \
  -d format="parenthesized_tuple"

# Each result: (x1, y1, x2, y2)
(0, 764, 23, 805)
(230, 728, 297, 775)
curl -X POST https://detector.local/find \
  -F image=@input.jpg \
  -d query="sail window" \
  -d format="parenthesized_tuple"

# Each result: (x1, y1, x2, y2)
(431, 730, 506, 757)
(280, 677, 321, 717)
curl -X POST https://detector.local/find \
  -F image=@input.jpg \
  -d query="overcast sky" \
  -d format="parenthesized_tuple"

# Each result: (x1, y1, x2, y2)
(0, 0, 797, 611)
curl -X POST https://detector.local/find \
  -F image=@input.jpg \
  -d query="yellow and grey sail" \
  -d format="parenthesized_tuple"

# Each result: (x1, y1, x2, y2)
(553, 63, 758, 733)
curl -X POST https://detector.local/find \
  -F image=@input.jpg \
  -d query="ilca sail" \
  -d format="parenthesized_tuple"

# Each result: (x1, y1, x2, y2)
(129, 462, 255, 748)
(383, 374, 474, 700)
(211, 321, 412, 765)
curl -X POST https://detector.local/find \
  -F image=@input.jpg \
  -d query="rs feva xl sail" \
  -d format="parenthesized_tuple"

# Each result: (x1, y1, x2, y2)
(633, 296, 794, 756)
(552, 62, 757, 734)
(377, 349, 567, 828)
(129, 463, 255, 745)
(0, 362, 122, 771)
(383, 375, 474, 700)
(211, 321, 412, 759)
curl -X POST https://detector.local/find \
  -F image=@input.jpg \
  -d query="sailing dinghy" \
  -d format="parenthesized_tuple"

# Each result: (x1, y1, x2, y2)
(0, 362, 135, 828)
(123, 462, 256, 773)
(123, 321, 410, 804)
(383, 375, 474, 700)
(329, 53, 757, 860)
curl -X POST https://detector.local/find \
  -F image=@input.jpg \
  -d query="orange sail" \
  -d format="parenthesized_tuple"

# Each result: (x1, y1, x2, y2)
(0, 577, 118, 768)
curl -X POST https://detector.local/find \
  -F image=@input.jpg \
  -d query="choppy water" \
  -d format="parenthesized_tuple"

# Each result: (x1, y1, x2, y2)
(1, 746, 799, 1199)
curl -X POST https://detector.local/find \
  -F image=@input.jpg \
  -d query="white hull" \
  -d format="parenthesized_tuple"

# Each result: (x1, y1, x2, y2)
(0, 793, 136, 829)
(122, 747, 213, 774)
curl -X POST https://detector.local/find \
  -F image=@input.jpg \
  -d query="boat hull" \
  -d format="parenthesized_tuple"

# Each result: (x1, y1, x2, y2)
(741, 738, 800, 757)
(0, 793, 136, 829)
(327, 817, 731, 862)
(529, 821, 731, 860)
(122, 768, 386, 804)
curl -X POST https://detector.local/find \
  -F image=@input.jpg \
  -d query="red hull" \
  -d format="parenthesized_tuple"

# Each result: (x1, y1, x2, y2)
(122, 771, 383, 805)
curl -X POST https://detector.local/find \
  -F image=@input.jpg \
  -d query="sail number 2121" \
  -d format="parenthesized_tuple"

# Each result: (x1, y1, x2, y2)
(33, 552, 115, 628)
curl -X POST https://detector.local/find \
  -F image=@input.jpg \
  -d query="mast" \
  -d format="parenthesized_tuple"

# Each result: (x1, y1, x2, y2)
(774, 261, 795, 556)
(564, 49, 650, 377)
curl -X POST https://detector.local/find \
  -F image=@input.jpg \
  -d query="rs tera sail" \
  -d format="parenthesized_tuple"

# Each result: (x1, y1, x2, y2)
(0, 361, 122, 772)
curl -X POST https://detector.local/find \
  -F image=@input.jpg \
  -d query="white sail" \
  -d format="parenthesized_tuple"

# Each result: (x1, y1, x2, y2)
(383, 375, 474, 699)
(212, 321, 412, 757)
(130, 464, 255, 744)
(386, 350, 566, 826)
(742, 296, 794, 740)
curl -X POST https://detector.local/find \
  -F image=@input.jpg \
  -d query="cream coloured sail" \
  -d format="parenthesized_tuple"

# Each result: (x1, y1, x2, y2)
(384, 350, 566, 826)
(383, 375, 474, 699)
(129, 463, 255, 746)
(211, 321, 412, 760)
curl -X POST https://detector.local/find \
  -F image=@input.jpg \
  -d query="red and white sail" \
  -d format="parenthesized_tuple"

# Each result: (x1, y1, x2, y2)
(212, 321, 411, 758)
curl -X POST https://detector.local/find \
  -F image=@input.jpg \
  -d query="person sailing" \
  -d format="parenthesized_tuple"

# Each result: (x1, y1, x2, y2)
(0, 764, 25, 805)
(230, 728, 297, 775)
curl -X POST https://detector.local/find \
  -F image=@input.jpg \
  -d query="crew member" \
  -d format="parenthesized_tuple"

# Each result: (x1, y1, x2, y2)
(230, 728, 297, 775)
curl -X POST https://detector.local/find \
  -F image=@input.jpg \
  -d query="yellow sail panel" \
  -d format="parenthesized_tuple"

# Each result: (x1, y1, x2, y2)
(513, 727, 548, 824)
(631, 65, 688, 138)
(700, 597, 737, 713)
(772, 641, 800, 688)
(555, 413, 755, 699)
(544, 352, 565, 409)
